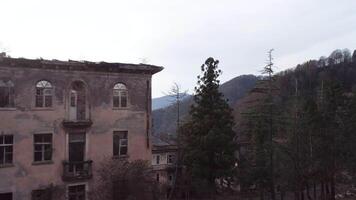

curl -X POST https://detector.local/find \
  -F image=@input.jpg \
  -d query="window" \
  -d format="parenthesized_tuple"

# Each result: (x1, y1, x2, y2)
(168, 174, 174, 182)
(32, 189, 52, 200)
(156, 155, 160, 165)
(0, 193, 12, 200)
(0, 135, 13, 165)
(113, 83, 128, 108)
(68, 185, 85, 200)
(113, 131, 128, 156)
(156, 173, 160, 182)
(35, 80, 53, 108)
(0, 80, 14, 108)
(167, 154, 175, 164)
(34, 134, 52, 162)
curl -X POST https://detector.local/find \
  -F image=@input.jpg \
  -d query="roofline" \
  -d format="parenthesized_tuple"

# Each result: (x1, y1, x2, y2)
(0, 56, 163, 75)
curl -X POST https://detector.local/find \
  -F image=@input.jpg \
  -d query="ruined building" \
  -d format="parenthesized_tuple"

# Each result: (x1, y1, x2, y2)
(151, 136, 178, 199)
(0, 54, 162, 200)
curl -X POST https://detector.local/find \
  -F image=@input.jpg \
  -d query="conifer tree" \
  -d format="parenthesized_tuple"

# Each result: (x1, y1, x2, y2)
(181, 57, 236, 198)
(240, 50, 280, 200)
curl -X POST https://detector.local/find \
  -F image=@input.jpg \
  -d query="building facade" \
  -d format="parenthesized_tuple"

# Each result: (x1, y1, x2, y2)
(0, 55, 162, 200)
(151, 136, 178, 199)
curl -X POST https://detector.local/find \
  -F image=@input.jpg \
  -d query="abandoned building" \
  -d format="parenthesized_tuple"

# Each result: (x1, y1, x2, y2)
(151, 136, 178, 198)
(0, 54, 163, 200)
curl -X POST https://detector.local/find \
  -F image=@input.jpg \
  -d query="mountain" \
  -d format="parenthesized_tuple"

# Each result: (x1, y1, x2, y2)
(152, 93, 191, 110)
(152, 74, 259, 136)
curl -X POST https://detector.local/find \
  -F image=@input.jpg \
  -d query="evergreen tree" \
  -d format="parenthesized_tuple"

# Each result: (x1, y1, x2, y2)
(240, 50, 280, 200)
(181, 57, 237, 198)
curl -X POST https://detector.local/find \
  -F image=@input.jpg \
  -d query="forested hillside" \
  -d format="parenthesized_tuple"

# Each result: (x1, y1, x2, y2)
(235, 49, 356, 200)
(152, 74, 258, 136)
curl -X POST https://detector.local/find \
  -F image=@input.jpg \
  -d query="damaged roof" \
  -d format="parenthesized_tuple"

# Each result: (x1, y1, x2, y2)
(151, 136, 178, 153)
(0, 55, 163, 75)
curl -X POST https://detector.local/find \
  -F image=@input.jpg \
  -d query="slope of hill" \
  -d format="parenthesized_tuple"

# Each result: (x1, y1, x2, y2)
(152, 74, 259, 136)
(152, 93, 191, 110)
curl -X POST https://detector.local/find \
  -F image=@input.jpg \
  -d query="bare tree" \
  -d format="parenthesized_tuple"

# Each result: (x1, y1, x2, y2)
(163, 82, 188, 131)
(91, 159, 159, 200)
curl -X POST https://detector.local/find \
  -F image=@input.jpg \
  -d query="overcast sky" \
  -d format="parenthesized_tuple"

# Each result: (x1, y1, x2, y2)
(1, 0, 356, 98)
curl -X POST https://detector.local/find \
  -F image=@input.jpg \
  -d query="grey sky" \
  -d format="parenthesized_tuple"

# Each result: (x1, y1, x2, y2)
(1, 0, 356, 97)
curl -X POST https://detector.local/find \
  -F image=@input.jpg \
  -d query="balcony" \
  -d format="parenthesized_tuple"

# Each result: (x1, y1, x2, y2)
(62, 160, 93, 182)
(62, 119, 92, 129)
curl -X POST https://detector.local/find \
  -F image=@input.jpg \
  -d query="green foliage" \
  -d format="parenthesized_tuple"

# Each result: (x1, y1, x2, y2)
(181, 57, 237, 196)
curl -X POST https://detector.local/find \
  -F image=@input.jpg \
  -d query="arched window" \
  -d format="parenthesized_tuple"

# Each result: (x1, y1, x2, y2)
(0, 80, 14, 108)
(35, 80, 53, 107)
(113, 83, 128, 108)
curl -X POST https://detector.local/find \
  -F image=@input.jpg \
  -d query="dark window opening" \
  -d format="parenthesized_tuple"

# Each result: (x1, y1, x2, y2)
(113, 131, 128, 156)
(68, 133, 86, 173)
(0, 80, 14, 108)
(68, 185, 85, 200)
(168, 154, 175, 164)
(32, 189, 52, 200)
(34, 134, 52, 162)
(0, 192, 12, 200)
(156, 155, 160, 165)
(156, 173, 160, 182)
(0, 135, 13, 165)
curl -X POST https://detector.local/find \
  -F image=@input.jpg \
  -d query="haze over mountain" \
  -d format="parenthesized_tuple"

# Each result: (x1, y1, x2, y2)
(152, 93, 191, 110)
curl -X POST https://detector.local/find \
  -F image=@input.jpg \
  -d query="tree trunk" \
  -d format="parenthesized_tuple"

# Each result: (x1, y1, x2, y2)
(325, 181, 330, 196)
(313, 182, 317, 200)
(280, 190, 284, 200)
(330, 176, 335, 200)
(306, 182, 312, 200)
(321, 182, 325, 200)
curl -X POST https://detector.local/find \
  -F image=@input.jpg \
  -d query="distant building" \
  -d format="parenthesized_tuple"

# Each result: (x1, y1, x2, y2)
(151, 136, 178, 198)
(0, 55, 162, 200)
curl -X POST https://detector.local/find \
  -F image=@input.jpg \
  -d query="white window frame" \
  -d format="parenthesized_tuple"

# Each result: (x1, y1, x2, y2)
(35, 80, 53, 108)
(113, 83, 128, 108)
(33, 133, 53, 163)
(0, 134, 13, 165)
(113, 130, 128, 157)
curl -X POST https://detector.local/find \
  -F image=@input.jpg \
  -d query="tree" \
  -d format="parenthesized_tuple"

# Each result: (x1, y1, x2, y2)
(352, 50, 356, 63)
(239, 50, 281, 200)
(342, 48, 352, 63)
(329, 49, 343, 64)
(91, 159, 159, 200)
(181, 57, 237, 198)
(163, 82, 188, 199)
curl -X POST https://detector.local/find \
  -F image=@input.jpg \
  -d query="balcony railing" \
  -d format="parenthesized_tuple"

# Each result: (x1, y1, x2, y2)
(62, 160, 93, 181)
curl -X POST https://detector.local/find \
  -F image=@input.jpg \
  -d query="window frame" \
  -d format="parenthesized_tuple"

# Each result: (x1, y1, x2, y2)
(35, 80, 53, 108)
(113, 131, 128, 157)
(33, 133, 53, 163)
(0, 80, 15, 108)
(113, 83, 128, 108)
(0, 134, 13, 166)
